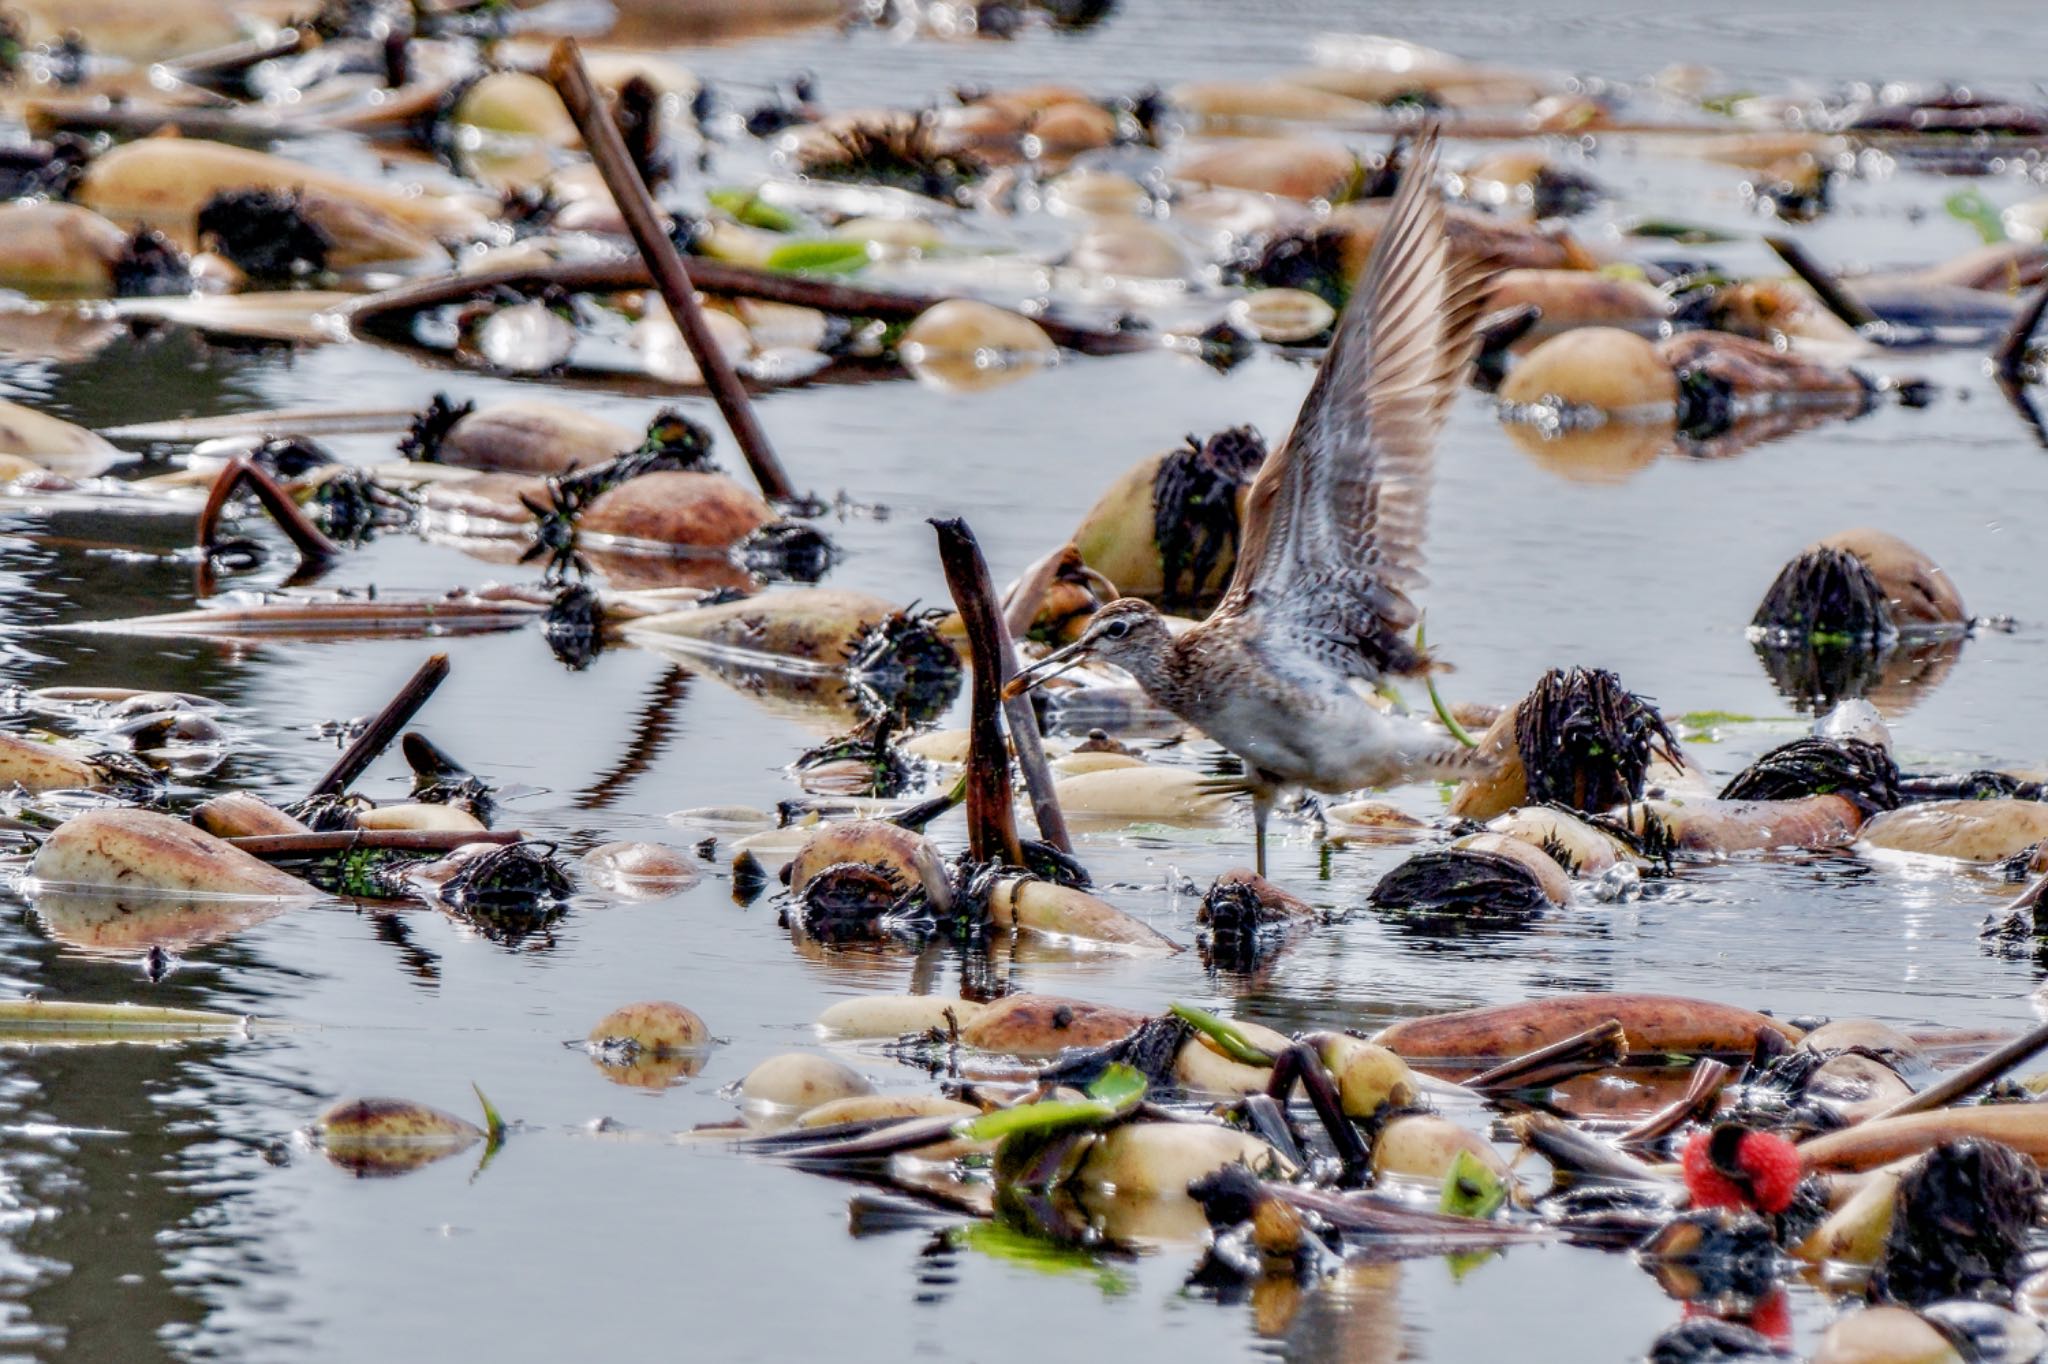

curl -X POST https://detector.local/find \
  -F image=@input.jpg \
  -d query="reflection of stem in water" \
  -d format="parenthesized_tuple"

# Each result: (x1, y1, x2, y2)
(574, 666, 690, 811)
(370, 911, 440, 987)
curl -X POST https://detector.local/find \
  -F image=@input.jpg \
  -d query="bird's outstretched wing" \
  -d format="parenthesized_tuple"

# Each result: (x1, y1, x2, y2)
(1213, 124, 1494, 679)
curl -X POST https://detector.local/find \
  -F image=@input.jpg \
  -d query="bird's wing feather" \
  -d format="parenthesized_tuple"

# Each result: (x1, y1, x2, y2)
(1215, 124, 1495, 680)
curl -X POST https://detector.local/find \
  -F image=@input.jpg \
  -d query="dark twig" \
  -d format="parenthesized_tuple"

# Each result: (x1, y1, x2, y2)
(308, 654, 451, 799)
(547, 39, 795, 503)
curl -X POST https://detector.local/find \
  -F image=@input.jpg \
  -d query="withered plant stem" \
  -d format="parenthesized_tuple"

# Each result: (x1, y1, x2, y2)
(931, 519, 1072, 856)
(547, 38, 796, 503)
(231, 829, 521, 857)
(196, 456, 342, 567)
(932, 518, 1024, 867)
(1858, 1016, 2048, 1125)
(345, 259, 1151, 356)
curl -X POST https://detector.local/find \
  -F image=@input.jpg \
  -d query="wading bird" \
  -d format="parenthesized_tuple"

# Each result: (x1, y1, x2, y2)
(1007, 125, 1495, 875)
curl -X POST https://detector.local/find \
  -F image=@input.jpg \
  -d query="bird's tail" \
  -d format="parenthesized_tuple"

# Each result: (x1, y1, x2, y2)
(1413, 737, 1499, 782)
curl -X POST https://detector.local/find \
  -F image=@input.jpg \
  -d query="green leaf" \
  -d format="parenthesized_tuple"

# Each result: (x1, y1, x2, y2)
(707, 187, 801, 233)
(472, 1082, 507, 1145)
(1439, 1149, 1507, 1219)
(1170, 1002, 1275, 1066)
(1945, 188, 2006, 246)
(954, 1063, 1146, 1143)
(763, 239, 871, 275)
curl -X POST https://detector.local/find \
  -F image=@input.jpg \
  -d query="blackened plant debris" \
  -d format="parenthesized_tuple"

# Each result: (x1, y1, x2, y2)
(1718, 737, 1902, 814)
(1637, 1208, 1781, 1304)
(518, 445, 716, 582)
(402, 732, 495, 823)
(1752, 546, 1895, 645)
(1153, 425, 1266, 612)
(1233, 228, 1353, 312)
(399, 393, 474, 464)
(638, 410, 717, 468)
(305, 468, 416, 543)
(1645, 1318, 1790, 1364)
(0, 133, 90, 199)
(250, 436, 340, 481)
(437, 841, 573, 942)
(1368, 848, 1550, 925)
(614, 75, 668, 189)
(738, 521, 837, 583)
(1037, 1014, 1193, 1091)
(197, 189, 334, 279)
(543, 582, 606, 669)
(111, 228, 194, 298)
(1871, 1138, 2042, 1308)
(795, 712, 929, 798)
(285, 793, 370, 831)
(84, 750, 166, 801)
(788, 860, 931, 943)
(842, 608, 963, 725)
(1516, 667, 1683, 813)
(803, 116, 987, 206)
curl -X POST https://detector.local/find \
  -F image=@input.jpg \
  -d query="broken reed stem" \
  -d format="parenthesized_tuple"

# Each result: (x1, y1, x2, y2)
(931, 520, 1073, 855)
(344, 258, 1151, 356)
(1763, 236, 1883, 333)
(1615, 1058, 1733, 1152)
(1465, 1019, 1630, 1094)
(1859, 1016, 2048, 1125)
(308, 653, 451, 799)
(931, 518, 1024, 868)
(546, 38, 795, 503)
(196, 456, 342, 566)
(230, 829, 521, 857)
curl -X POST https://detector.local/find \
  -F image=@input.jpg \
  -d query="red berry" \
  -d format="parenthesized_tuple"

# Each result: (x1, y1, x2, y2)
(1682, 1130, 1744, 1209)
(1681, 1127, 1802, 1215)
(1732, 1130, 1802, 1214)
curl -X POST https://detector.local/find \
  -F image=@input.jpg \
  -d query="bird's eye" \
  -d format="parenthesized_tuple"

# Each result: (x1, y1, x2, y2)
(1102, 618, 1130, 640)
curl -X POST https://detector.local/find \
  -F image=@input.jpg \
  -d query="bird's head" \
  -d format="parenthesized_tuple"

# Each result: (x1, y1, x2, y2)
(1003, 598, 1173, 698)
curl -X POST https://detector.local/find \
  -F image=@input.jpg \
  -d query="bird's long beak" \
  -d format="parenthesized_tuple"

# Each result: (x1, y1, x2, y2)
(1001, 639, 1093, 700)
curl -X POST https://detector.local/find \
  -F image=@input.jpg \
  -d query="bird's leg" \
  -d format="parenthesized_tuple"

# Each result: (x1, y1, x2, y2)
(1252, 784, 1276, 879)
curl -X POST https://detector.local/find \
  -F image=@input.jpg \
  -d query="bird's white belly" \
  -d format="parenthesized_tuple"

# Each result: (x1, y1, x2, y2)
(1196, 685, 1441, 792)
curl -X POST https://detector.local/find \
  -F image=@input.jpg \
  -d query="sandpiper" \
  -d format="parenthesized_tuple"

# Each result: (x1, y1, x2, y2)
(1007, 125, 1495, 875)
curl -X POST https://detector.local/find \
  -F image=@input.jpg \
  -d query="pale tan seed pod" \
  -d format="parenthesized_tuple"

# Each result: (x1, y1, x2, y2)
(1078, 1123, 1291, 1196)
(957, 994, 1148, 1056)
(1228, 289, 1337, 343)
(31, 809, 316, 897)
(983, 876, 1182, 953)
(1372, 1114, 1510, 1185)
(900, 300, 1058, 393)
(1859, 800, 2048, 863)
(739, 1052, 874, 1115)
(1498, 327, 1678, 418)
(816, 995, 986, 1039)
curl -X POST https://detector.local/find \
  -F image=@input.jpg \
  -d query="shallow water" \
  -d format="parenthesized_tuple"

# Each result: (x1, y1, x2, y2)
(0, 2, 2047, 1361)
